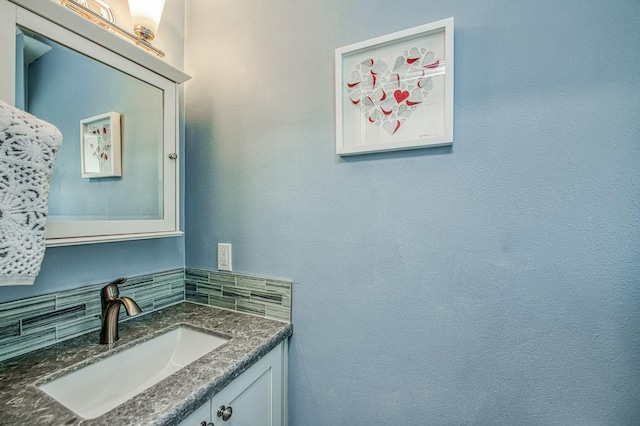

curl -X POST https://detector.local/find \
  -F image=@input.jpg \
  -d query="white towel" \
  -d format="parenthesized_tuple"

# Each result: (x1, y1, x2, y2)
(0, 100, 62, 285)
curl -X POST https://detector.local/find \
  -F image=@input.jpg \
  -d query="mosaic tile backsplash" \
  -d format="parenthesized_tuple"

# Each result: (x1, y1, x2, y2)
(0, 268, 292, 362)
(185, 268, 292, 322)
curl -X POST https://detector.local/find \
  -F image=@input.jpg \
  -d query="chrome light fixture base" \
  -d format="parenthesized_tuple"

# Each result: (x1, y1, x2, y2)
(59, 0, 165, 57)
(133, 25, 155, 42)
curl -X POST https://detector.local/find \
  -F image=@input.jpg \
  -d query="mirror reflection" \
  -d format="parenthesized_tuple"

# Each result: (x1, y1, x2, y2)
(16, 26, 164, 222)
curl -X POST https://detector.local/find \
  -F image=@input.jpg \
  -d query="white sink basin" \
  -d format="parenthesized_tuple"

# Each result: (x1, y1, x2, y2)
(39, 327, 228, 419)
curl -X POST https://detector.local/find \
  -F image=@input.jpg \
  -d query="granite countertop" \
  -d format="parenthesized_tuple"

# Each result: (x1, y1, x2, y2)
(0, 302, 293, 425)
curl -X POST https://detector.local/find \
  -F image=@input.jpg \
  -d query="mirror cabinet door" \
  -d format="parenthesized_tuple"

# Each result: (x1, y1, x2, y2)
(1, 2, 181, 245)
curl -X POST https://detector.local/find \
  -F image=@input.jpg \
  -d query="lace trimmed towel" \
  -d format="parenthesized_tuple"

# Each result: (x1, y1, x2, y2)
(0, 100, 62, 285)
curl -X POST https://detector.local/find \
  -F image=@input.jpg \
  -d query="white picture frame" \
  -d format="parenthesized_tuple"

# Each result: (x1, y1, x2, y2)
(335, 18, 454, 156)
(80, 111, 121, 178)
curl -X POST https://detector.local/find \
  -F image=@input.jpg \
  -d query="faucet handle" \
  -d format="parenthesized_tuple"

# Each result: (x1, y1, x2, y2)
(101, 277, 127, 301)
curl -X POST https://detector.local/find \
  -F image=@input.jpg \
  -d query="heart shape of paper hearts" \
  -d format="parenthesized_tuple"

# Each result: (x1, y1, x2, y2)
(346, 48, 440, 135)
(393, 90, 410, 104)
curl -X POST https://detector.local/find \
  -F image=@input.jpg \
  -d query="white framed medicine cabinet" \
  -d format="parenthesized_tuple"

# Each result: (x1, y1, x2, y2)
(0, 0, 190, 246)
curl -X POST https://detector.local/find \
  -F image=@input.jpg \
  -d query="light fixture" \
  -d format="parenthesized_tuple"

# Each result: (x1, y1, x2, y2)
(128, 0, 166, 42)
(58, 0, 165, 57)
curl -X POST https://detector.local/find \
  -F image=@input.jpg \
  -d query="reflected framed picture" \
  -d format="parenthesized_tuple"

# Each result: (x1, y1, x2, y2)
(335, 18, 454, 156)
(80, 111, 121, 178)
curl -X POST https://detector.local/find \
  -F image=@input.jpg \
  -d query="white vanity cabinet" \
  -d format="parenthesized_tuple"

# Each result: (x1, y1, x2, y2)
(179, 341, 288, 426)
(0, 0, 190, 246)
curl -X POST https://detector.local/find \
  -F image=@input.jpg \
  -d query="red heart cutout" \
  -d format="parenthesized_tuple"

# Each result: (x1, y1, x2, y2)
(394, 90, 410, 104)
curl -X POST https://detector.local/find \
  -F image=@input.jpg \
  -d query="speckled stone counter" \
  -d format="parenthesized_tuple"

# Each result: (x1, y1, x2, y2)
(0, 302, 292, 425)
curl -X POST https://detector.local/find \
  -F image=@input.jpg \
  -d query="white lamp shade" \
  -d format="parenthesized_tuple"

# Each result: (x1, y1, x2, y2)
(129, 0, 166, 36)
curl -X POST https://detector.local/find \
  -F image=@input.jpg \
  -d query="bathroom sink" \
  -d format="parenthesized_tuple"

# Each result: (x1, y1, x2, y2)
(39, 327, 228, 419)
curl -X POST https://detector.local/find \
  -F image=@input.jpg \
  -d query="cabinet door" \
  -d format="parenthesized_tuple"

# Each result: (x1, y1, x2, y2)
(211, 342, 284, 426)
(177, 399, 211, 426)
(0, 0, 187, 246)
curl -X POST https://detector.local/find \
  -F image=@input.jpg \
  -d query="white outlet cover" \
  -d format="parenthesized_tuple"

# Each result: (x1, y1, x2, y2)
(218, 243, 232, 271)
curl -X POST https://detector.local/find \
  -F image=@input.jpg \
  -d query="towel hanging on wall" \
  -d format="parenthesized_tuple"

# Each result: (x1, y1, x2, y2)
(0, 100, 62, 285)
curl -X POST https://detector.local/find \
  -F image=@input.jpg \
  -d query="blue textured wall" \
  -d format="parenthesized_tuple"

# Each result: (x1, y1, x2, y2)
(185, 0, 640, 424)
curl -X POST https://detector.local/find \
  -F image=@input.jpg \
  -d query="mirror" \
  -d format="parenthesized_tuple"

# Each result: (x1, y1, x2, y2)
(17, 27, 164, 222)
(3, 6, 183, 245)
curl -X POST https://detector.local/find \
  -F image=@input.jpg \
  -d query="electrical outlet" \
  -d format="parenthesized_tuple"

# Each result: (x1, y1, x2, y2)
(218, 243, 232, 271)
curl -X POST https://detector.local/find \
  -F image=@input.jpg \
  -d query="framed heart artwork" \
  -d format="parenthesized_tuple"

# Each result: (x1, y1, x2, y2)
(80, 112, 122, 178)
(335, 18, 454, 156)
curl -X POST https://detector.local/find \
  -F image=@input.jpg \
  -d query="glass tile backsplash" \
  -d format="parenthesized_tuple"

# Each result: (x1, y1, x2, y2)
(0, 268, 292, 362)
(185, 268, 292, 322)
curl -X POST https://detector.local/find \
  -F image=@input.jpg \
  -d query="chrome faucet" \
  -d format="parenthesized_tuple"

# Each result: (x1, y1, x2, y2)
(99, 278, 142, 344)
